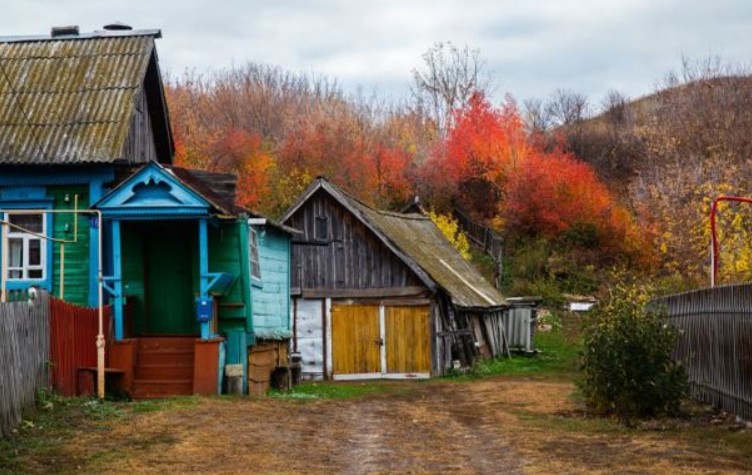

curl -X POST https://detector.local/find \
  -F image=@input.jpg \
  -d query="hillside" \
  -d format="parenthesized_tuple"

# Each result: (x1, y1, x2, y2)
(554, 73, 752, 286)
(559, 75, 752, 194)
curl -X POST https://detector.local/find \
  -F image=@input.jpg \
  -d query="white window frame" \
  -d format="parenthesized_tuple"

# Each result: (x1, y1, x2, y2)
(5, 212, 47, 282)
(249, 226, 261, 281)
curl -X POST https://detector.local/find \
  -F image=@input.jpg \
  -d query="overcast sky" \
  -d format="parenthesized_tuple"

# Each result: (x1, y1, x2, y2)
(2, 0, 750, 107)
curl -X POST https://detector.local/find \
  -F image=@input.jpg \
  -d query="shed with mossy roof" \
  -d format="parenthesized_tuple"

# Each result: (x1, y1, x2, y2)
(281, 177, 509, 380)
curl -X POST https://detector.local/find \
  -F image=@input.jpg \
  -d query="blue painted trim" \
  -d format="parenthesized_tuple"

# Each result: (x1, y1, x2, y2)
(0, 199, 54, 292)
(286, 233, 292, 332)
(0, 187, 47, 201)
(238, 220, 254, 336)
(111, 220, 124, 340)
(0, 166, 114, 187)
(206, 272, 234, 296)
(101, 280, 116, 296)
(88, 179, 104, 307)
(94, 163, 211, 219)
(199, 218, 210, 339)
(97, 208, 211, 219)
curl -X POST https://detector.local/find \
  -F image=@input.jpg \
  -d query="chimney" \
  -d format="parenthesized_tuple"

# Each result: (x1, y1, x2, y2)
(103, 22, 133, 31)
(50, 25, 79, 37)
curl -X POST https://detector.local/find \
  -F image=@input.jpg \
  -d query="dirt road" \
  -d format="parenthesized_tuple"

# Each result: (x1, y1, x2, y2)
(78, 380, 526, 474)
(9, 377, 752, 474)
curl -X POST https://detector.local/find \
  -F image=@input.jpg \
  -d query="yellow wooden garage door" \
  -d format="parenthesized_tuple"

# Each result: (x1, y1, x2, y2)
(331, 305, 380, 375)
(385, 306, 432, 374)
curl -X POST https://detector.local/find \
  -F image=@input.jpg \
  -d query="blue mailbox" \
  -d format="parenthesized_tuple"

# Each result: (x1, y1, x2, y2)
(195, 296, 214, 323)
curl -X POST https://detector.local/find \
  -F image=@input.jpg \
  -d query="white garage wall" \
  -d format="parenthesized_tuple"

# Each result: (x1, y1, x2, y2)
(293, 298, 325, 380)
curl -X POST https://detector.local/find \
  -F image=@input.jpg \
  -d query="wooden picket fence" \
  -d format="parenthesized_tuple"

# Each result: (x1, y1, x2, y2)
(654, 283, 752, 420)
(0, 290, 112, 437)
(453, 207, 503, 287)
(0, 291, 49, 437)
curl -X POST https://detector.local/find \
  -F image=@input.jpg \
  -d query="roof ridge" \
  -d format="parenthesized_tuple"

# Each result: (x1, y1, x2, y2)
(0, 29, 161, 45)
(329, 179, 429, 221)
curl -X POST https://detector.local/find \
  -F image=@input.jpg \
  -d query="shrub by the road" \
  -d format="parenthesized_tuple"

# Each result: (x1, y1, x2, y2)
(579, 277, 687, 420)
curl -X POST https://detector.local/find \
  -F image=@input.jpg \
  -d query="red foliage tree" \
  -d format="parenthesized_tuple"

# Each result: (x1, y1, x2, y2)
(423, 91, 650, 264)
(422, 92, 531, 218)
(502, 150, 636, 247)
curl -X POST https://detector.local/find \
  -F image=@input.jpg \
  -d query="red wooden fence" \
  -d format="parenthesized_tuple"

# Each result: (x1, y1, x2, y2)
(49, 298, 112, 396)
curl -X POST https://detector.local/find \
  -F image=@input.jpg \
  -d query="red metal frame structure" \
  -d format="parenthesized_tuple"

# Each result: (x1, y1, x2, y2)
(709, 195, 752, 287)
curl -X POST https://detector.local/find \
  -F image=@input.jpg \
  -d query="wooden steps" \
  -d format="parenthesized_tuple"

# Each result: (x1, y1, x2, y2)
(132, 337, 195, 398)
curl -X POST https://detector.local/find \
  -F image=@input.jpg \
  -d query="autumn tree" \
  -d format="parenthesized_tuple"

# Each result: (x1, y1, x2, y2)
(423, 91, 649, 267)
(167, 63, 420, 215)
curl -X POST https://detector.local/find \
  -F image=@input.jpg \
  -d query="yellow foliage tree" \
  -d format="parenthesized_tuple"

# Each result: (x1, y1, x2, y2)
(428, 210, 471, 260)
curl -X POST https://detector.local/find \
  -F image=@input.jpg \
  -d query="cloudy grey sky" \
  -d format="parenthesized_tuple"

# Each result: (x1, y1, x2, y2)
(2, 0, 750, 106)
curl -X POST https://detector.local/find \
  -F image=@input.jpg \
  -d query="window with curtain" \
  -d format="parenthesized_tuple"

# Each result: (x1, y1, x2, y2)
(249, 227, 261, 280)
(5, 213, 45, 280)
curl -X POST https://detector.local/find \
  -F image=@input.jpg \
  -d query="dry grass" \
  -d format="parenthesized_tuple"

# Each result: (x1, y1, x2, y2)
(2, 376, 751, 474)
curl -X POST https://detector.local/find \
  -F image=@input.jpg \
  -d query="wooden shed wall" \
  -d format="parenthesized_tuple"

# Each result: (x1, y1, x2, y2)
(251, 227, 291, 336)
(121, 87, 158, 164)
(287, 191, 424, 293)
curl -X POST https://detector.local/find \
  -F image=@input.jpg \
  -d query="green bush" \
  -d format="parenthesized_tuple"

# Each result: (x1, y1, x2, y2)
(579, 278, 687, 420)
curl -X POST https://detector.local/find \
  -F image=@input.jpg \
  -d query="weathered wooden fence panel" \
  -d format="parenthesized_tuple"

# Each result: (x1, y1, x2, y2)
(655, 284, 752, 420)
(49, 298, 112, 396)
(453, 208, 503, 286)
(0, 291, 49, 437)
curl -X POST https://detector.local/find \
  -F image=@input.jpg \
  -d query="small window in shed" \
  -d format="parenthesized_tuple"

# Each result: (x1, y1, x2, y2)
(249, 227, 261, 280)
(314, 216, 329, 241)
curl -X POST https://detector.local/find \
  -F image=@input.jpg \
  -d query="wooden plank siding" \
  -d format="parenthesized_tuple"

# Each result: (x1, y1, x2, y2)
(331, 304, 381, 375)
(50, 185, 91, 306)
(208, 221, 248, 329)
(0, 292, 49, 437)
(121, 87, 159, 163)
(287, 191, 424, 293)
(654, 284, 752, 420)
(385, 306, 432, 374)
(251, 227, 292, 338)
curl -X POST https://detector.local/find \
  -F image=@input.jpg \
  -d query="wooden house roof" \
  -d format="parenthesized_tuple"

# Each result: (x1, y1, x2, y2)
(0, 28, 173, 165)
(282, 178, 506, 310)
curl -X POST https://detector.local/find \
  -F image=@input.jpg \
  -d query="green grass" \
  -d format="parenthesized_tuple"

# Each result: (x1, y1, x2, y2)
(0, 395, 200, 473)
(129, 396, 200, 413)
(269, 380, 412, 400)
(514, 408, 628, 434)
(0, 397, 115, 472)
(453, 313, 583, 380)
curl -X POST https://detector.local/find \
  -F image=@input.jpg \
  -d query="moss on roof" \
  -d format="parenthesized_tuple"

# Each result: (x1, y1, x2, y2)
(353, 202, 505, 309)
(0, 34, 156, 164)
(286, 178, 505, 309)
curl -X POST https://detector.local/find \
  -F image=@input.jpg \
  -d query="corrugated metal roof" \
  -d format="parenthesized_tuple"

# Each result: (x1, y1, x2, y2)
(0, 33, 156, 164)
(284, 178, 506, 309)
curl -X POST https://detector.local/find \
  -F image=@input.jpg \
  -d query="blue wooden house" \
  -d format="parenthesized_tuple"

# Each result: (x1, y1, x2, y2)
(0, 25, 295, 397)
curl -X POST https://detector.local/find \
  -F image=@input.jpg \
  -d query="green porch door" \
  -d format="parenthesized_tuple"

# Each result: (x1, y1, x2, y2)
(143, 223, 198, 335)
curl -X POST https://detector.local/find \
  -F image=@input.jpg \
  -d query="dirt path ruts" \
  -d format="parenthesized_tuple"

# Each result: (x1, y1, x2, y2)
(15, 377, 752, 474)
(67, 381, 522, 474)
